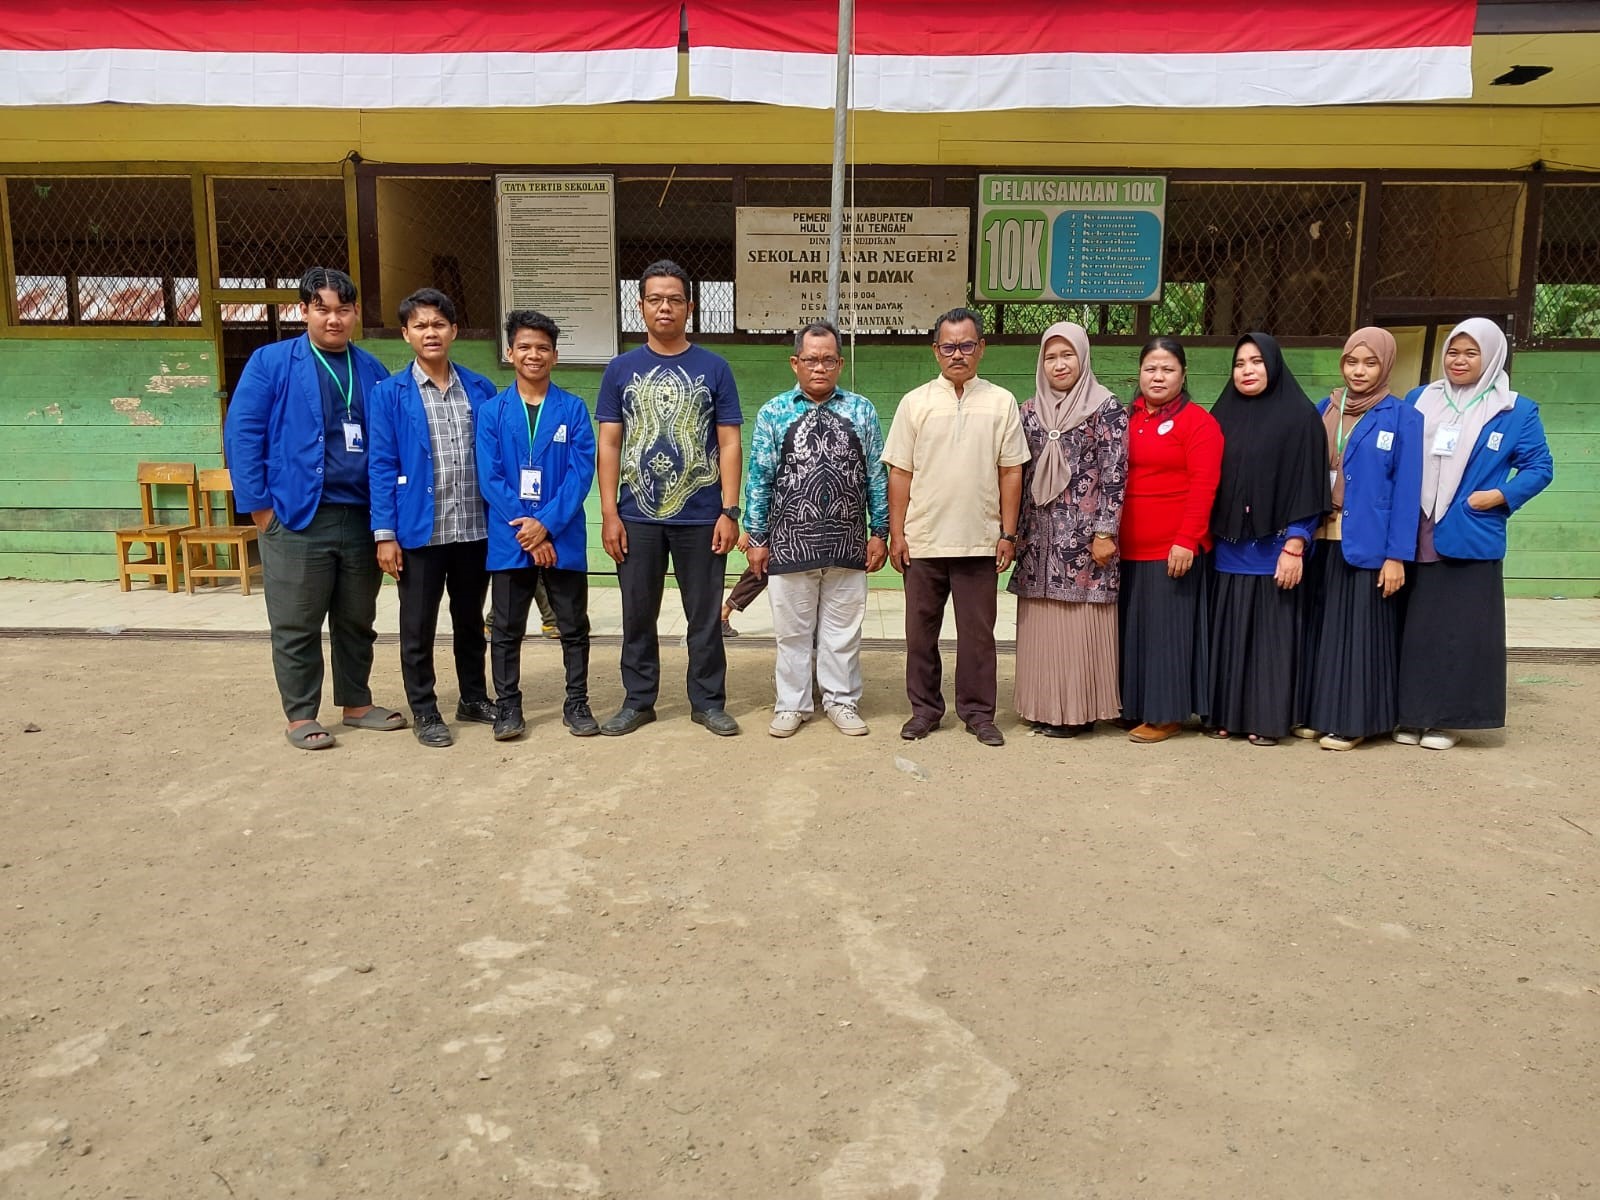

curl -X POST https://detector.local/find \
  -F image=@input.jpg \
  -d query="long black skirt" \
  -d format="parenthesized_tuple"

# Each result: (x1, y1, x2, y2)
(1118, 555, 1211, 726)
(1396, 558, 1506, 729)
(1298, 547, 1401, 739)
(1209, 570, 1303, 739)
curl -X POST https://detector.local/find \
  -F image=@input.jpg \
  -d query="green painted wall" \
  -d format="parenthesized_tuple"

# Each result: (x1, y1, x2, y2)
(3, 336, 1592, 598)
(0, 338, 222, 583)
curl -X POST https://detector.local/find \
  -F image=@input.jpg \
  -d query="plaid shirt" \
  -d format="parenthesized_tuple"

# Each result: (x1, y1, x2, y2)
(413, 361, 487, 547)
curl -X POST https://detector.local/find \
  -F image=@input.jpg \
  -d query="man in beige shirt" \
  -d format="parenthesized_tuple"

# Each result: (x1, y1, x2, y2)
(883, 307, 1030, 747)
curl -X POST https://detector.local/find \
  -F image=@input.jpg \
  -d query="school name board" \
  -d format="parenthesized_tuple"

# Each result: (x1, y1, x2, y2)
(495, 174, 618, 364)
(976, 174, 1166, 305)
(734, 207, 969, 332)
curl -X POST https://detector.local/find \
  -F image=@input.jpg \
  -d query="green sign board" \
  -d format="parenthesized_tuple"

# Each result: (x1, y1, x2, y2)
(976, 174, 1167, 305)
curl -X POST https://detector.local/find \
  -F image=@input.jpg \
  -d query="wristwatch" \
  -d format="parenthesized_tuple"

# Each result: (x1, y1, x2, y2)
(721, 505, 741, 523)
(999, 531, 1018, 544)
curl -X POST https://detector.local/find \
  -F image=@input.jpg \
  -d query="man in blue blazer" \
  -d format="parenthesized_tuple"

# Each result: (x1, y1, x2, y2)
(223, 267, 404, 751)
(476, 310, 598, 740)
(367, 288, 501, 748)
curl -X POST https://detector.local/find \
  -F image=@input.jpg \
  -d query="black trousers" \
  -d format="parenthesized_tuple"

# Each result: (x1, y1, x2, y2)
(491, 566, 590, 710)
(258, 503, 381, 722)
(616, 520, 727, 711)
(396, 539, 491, 718)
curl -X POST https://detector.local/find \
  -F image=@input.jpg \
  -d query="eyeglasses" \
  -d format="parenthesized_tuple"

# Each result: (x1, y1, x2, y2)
(641, 294, 688, 309)
(935, 340, 980, 357)
(795, 356, 841, 370)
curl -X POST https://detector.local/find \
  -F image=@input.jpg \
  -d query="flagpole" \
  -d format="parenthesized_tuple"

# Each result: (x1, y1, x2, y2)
(825, 0, 854, 326)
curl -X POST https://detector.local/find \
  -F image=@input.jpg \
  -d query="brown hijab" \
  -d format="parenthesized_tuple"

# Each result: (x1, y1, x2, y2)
(1029, 321, 1115, 507)
(1324, 326, 1397, 508)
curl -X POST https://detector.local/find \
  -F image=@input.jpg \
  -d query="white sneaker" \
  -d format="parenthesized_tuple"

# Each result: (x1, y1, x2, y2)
(768, 710, 810, 738)
(1392, 727, 1423, 746)
(1420, 729, 1459, 751)
(825, 703, 869, 736)
(1319, 734, 1364, 751)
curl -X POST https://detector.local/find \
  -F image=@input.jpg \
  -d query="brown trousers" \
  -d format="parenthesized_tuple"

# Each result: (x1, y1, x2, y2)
(903, 556, 999, 726)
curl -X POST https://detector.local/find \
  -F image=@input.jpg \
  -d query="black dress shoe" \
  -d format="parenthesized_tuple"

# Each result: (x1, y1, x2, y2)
(563, 703, 600, 738)
(600, 706, 656, 736)
(1033, 721, 1077, 738)
(691, 708, 740, 736)
(493, 703, 525, 741)
(456, 699, 498, 725)
(415, 713, 453, 748)
(964, 721, 1006, 747)
(899, 715, 940, 740)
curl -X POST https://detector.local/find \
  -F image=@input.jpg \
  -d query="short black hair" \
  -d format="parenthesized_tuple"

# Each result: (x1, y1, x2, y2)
(793, 321, 842, 355)
(933, 306, 984, 341)
(398, 287, 458, 327)
(298, 267, 357, 305)
(1139, 335, 1187, 371)
(639, 259, 691, 297)
(505, 309, 560, 347)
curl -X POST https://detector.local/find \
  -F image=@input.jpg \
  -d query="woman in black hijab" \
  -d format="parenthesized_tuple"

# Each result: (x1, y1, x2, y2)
(1206, 333, 1330, 745)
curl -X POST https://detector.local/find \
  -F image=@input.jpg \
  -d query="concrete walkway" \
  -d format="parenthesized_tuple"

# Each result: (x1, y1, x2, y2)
(0, 579, 1595, 656)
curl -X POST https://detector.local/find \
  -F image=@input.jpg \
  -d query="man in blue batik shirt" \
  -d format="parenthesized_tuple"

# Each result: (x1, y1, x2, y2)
(744, 321, 889, 739)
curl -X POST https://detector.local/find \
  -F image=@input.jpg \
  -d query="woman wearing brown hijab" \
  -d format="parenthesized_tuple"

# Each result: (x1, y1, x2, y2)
(1294, 328, 1424, 750)
(1008, 322, 1127, 736)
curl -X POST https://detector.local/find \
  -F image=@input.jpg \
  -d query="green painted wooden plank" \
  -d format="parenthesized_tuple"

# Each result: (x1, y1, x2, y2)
(0, 551, 117, 582)
(0, 530, 133, 555)
(1504, 579, 1600, 598)
(0, 507, 192, 531)
(1508, 523, 1600, 551)
(1, 426, 223, 456)
(1503, 550, 1600, 578)
(0, 450, 224, 482)
(0, 393, 222, 427)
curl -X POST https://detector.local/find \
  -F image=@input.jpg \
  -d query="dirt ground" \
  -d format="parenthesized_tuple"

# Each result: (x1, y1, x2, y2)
(0, 636, 1596, 1200)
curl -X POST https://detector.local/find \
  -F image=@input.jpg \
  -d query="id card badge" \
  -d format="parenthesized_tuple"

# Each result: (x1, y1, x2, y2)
(343, 422, 364, 453)
(1431, 426, 1461, 457)
(519, 467, 543, 503)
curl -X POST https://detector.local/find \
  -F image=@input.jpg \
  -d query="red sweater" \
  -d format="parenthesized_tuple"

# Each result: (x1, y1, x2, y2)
(1120, 396, 1224, 561)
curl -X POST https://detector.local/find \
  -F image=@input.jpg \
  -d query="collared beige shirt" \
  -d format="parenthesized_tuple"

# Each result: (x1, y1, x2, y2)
(881, 374, 1030, 558)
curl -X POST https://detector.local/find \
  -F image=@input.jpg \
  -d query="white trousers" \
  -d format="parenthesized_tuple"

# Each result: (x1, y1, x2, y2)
(767, 567, 868, 713)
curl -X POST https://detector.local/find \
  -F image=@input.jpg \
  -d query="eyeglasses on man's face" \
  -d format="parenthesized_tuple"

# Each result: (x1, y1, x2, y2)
(795, 356, 842, 370)
(935, 340, 980, 357)
(641, 294, 688, 309)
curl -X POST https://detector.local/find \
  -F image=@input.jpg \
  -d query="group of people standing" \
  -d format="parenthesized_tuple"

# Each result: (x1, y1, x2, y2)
(221, 263, 1553, 754)
(1015, 318, 1554, 752)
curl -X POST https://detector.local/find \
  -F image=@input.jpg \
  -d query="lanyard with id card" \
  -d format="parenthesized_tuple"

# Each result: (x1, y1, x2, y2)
(311, 343, 362, 452)
(520, 398, 545, 503)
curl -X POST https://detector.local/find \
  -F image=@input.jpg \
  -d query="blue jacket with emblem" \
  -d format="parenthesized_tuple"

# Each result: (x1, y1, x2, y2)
(1314, 392, 1424, 569)
(475, 382, 596, 572)
(366, 363, 499, 549)
(1402, 387, 1555, 561)
(222, 334, 391, 531)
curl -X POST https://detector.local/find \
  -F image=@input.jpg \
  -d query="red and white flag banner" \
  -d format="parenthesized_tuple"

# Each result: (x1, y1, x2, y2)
(687, 0, 1478, 111)
(0, 1, 682, 107)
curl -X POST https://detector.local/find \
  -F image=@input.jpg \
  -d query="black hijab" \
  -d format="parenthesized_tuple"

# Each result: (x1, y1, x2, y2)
(1209, 332, 1331, 543)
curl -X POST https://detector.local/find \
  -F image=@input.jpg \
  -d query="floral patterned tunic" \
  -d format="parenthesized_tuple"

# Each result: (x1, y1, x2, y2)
(1007, 395, 1129, 604)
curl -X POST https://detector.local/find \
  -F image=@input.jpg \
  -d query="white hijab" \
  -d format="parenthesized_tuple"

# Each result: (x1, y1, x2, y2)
(1414, 318, 1517, 521)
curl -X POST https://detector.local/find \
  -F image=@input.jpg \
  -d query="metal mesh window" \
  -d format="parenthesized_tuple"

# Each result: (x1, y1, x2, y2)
(212, 177, 348, 291)
(1375, 183, 1522, 300)
(616, 175, 736, 334)
(7, 175, 199, 325)
(375, 176, 497, 329)
(1532, 183, 1600, 341)
(1162, 182, 1361, 337)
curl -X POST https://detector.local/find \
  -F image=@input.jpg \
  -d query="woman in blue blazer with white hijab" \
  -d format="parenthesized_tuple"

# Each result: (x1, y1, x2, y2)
(1394, 318, 1554, 750)
(1295, 327, 1423, 751)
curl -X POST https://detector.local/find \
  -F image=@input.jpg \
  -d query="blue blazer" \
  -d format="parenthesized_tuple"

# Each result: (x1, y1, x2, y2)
(222, 334, 391, 531)
(1403, 387, 1555, 561)
(1315, 392, 1424, 569)
(366, 364, 499, 549)
(476, 382, 597, 573)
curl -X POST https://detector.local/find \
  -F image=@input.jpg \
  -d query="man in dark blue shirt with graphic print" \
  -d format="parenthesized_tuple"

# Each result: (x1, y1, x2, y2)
(595, 260, 744, 736)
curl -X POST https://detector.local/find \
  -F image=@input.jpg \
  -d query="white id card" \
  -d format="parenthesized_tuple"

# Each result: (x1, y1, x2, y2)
(1431, 426, 1461, 457)
(519, 467, 542, 503)
(343, 422, 364, 452)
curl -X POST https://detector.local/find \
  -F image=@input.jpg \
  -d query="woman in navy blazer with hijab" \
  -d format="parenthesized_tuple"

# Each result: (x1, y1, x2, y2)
(476, 310, 598, 741)
(1295, 327, 1423, 751)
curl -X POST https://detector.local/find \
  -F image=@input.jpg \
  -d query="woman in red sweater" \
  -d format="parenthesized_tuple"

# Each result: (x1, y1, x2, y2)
(1117, 337, 1225, 743)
